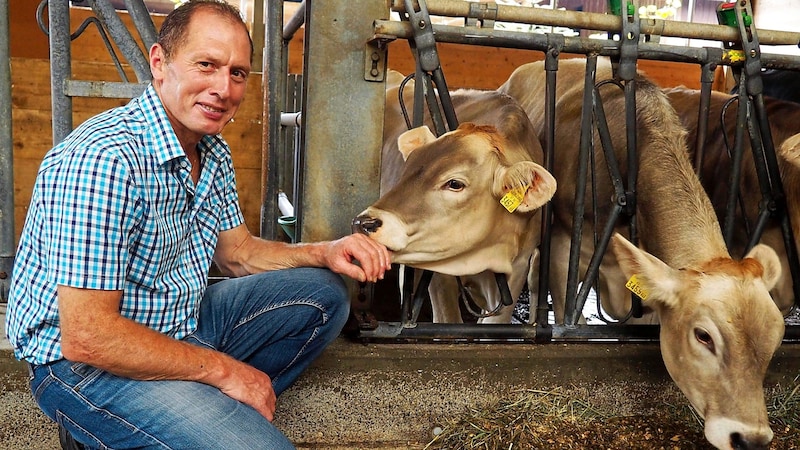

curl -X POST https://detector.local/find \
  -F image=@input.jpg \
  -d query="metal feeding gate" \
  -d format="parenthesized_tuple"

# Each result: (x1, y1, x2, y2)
(270, 0, 800, 342)
(267, 0, 800, 344)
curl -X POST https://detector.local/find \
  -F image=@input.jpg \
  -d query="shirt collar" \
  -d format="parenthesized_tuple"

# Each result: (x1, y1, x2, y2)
(138, 85, 230, 166)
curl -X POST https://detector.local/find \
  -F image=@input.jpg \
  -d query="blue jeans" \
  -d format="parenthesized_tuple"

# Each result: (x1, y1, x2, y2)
(28, 268, 350, 449)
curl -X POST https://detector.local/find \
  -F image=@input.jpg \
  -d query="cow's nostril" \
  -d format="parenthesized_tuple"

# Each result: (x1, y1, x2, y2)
(730, 432, 770, 450)
(352, 216, 382, 235)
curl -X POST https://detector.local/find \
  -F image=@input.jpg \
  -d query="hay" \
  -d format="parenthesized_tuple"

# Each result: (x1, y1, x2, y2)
(426, 380, 800, 450)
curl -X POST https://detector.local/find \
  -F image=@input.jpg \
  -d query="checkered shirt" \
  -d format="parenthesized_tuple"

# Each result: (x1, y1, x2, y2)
(6, 85, 244, 365)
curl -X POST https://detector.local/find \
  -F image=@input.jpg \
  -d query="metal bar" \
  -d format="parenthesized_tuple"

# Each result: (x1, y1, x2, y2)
(49, 0, 73, 143)
(299, 0, 388, 242)
(403, 0, 458, 132)
(374, 20, 800, 69)
(693, 60, 716, 180)
(535, 38, 562, 332)
(390, 0, 800, 46)
(64, 80, 147, 98)
(358, 321, 800, 343)
(282, 0, 305, 41)
(563, 56, 597, 325)
(262, 0, 286, 239)
(88, 0, 150, 83)
(358, 322, 662, 342)
(0, 0, 12, 302)
(722, 84, 749, 250)
(122, 0, 157, 50)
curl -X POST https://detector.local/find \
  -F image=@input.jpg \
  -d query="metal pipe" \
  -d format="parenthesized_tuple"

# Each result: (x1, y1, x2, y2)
(49, 0, 73, 143)
(282, 0, 305, 41)
(358, 322, 662, 343)
(374, 20, 800, 69)
(563, 56, 597, 325)
(280, 112, 302, 127)
(389, 0, 800, 46)
(0, 0, 13, 301)
(262, 0, 286, 239)
(89, 0, 151, 82)
(355, 320, 800, 343)
(122, 0, 157, 50)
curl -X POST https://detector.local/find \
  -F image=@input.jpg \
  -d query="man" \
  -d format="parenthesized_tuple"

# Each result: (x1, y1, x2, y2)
(5, 1, 391, 448)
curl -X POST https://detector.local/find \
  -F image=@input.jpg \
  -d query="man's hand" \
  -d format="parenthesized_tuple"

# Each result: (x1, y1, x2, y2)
(322, 233, 392, 283)
(217, 359, 277, 421)
(58, 285, 279, 421)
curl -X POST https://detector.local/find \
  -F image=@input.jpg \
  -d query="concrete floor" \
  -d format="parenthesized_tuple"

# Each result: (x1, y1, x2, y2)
(3, 307, 800, 449)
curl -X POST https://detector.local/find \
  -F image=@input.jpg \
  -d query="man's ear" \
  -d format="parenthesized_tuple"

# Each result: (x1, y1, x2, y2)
(149, 43, 166, 81)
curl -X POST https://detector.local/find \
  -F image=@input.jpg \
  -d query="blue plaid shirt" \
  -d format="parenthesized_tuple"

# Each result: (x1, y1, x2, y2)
(6, 85, 244, 365)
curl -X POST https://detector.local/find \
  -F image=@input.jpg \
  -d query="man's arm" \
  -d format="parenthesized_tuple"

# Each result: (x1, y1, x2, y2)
(212, 224, 391, 282)
(57, 285, 278, 421)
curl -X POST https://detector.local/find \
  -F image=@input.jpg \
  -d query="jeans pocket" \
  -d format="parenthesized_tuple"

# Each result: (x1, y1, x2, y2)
(69, 362, 104, 392)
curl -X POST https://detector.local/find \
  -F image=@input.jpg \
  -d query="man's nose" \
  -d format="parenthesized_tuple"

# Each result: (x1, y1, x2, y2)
(210, 70, 232, 98)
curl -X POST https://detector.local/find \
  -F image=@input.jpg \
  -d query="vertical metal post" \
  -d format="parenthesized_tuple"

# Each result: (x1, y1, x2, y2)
(0, 0, 13, 301)
(49, 0, 73, 143)
(564, 55, 597, 326)
(262, 0, 286, 239)
(299, 0, 388, 242)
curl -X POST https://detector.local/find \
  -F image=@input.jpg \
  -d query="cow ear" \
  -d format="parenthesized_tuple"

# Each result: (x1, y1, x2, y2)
(495, 161, 557, 213)
(744, 243, 782, 291)
(610, 233, 681, 309)
(397, 126, 436, 161)
(778, 132, 800, 168)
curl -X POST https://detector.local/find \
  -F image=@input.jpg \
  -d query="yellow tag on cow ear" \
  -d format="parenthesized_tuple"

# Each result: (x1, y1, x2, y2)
(625, 274, 649, 300)
(500, 184, 528, 213)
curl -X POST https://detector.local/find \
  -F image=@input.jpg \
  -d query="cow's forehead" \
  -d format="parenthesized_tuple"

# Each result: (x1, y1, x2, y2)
(691, 271, 778, 328)
(408, 130, 501, 167)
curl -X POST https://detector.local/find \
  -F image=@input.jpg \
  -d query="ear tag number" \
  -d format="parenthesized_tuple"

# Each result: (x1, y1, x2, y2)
(500, 184, 528, 213)
(625, 274, 649, 300)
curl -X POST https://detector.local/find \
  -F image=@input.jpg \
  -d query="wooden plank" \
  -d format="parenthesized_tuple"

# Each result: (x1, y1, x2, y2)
(11, 57, 265, 242)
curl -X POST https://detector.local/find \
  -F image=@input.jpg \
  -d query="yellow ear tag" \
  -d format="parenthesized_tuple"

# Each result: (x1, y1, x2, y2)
(500, 184, 528, 213)
(625, 274, 649, 300)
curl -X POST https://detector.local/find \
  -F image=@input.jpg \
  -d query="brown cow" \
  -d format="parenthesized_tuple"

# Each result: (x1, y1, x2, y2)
(666, 86, 800, 315)
(499, 57, 784, 450)
(354, 72, 556, 324)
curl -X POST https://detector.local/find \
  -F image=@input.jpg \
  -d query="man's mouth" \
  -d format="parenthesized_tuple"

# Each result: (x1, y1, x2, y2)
(200, 104, 224, 114)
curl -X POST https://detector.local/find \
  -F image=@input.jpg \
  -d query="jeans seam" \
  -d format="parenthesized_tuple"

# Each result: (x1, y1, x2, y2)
(56, 411, 107, 449)
(273, 325, 320, 383)
(48, 365, 171, 449)
(233, 299, 330, 330)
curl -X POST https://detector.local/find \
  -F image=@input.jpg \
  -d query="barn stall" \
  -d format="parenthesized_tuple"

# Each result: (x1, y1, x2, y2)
(261, 0, 800, 343)
(3, 0, 800, 448)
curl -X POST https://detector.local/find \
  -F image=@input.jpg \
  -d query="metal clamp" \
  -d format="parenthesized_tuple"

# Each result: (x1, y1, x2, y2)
(466, 2, 498, 29)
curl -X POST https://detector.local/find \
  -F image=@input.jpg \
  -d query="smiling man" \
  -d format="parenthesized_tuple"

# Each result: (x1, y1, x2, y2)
(4, 1, 391, 449)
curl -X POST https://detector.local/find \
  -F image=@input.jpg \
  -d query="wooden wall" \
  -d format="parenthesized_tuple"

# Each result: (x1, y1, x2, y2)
(10, 5, 265, 241)
(9, 2, 711, 244)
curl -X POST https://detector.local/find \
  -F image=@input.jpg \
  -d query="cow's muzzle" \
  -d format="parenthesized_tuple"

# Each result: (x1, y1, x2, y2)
(352, 215, 382, 235)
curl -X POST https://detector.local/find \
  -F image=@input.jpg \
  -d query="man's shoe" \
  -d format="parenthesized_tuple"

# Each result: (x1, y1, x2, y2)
(58, 423, 86, 450)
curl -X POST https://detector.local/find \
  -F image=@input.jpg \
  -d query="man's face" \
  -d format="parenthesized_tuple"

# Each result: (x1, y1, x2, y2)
(150, 9, 252, 148)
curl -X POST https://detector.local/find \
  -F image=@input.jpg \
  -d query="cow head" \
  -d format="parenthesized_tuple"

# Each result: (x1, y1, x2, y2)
(611, 233, 784, 450)
(353, 123, 556, 276)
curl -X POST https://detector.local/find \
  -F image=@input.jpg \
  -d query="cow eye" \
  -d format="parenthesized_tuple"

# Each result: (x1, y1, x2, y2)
(694, 327, 715, 353)
(444, 179, 465, 191)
